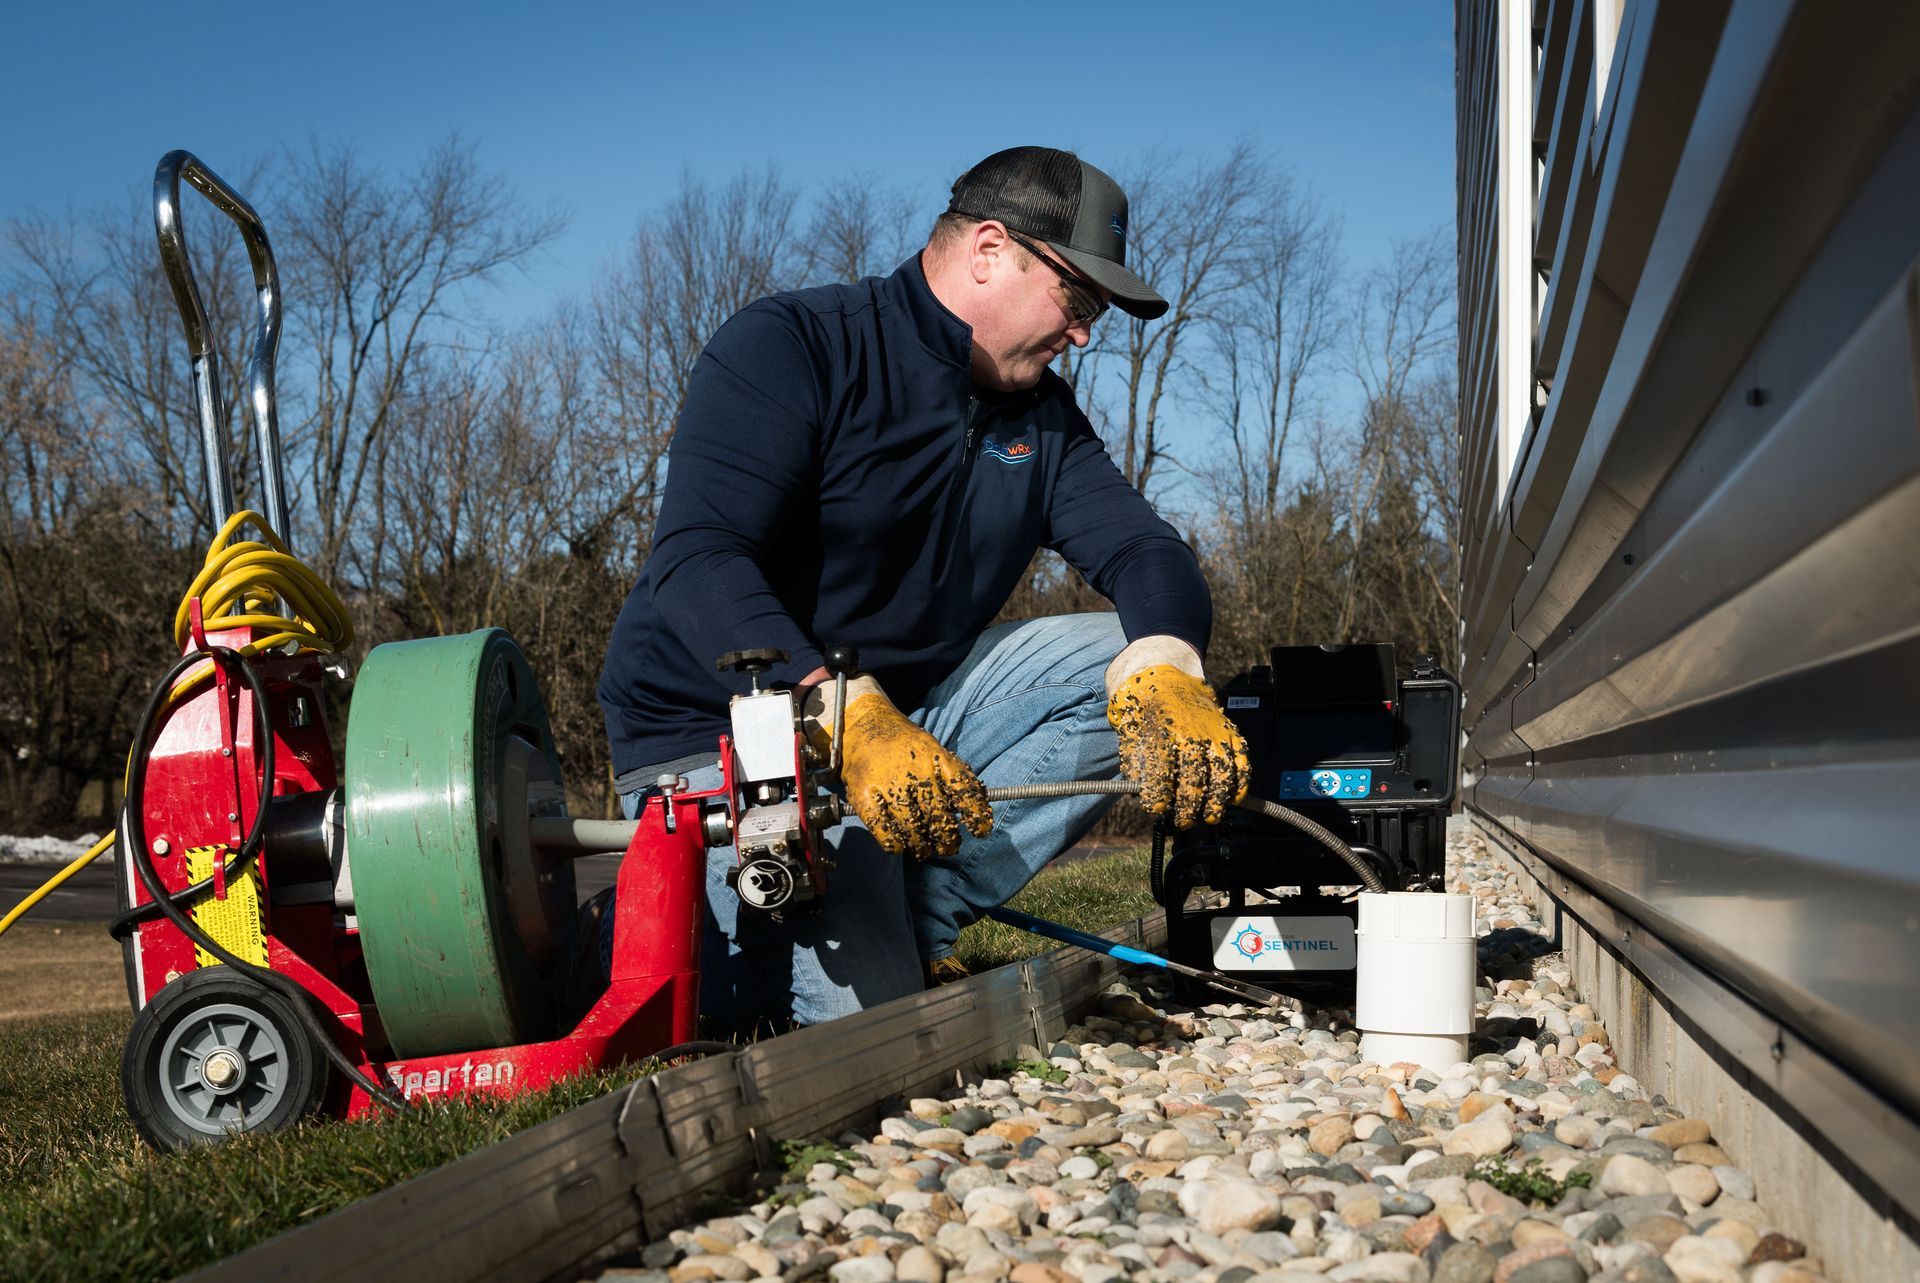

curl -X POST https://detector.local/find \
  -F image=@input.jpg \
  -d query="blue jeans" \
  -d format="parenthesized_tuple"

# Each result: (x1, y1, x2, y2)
(618, 612, 1124, 1032)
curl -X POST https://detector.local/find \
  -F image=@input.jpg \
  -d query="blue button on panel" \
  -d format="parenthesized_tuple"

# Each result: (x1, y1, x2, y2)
(1278, 768, 1374, 800)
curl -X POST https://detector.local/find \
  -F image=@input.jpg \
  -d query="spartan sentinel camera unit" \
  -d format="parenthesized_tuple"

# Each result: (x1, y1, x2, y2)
(1158, 644, 1460, 992)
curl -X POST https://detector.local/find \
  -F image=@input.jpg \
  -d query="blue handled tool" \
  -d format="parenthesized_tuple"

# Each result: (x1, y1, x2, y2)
(985, 906, 1286, 1008)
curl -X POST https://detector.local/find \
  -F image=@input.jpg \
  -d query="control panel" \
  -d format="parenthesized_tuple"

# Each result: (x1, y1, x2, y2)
(1279, 768, 1376, 800)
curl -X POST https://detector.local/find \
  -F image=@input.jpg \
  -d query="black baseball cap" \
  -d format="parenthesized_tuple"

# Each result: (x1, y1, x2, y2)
(946, 146, 1167, 320)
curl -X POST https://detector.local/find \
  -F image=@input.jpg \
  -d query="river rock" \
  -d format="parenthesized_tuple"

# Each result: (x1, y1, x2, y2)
(1144, 1129, 1192, 1161)
(1646, 1119, 1709, 1149)
(1600, 1136, 1672, 1165)
(1178, 1178, 1286, 1233)
(1600, 1155, 1670, 1198)
(1433, 1241, 1499, 1283)
(1623, 1216, 1689, 1252)
(1329, 1252, 1425, 1282)
(1507, 1257, 1587, 1283)
(828, 1259, 895, 1283)
(895, 1249, 945, 1283)
(1443, 1116, 1514, 1158)
(1673, 1143, 1729, 1167)
(1379, 1189, 1435, 1217)
(1310, 1116, 1356, 1156)
(1489, 1240, 1571, 1283)
(1664, 1164, 1717, 1206)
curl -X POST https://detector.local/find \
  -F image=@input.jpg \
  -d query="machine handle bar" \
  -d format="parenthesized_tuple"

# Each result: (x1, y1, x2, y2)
(153, 149, 290, 545)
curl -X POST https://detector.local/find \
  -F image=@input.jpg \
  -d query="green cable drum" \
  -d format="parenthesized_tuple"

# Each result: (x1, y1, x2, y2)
(345, 629, 575, 1058)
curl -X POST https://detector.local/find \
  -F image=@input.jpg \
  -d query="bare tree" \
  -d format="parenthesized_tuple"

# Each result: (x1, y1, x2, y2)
(1335, 228, 1454, 637)
(801, 172, 922, 284)
(587, 167, 801, 568)
(369, 320, 637, 811)
(1210, 181, 1342, 530)
(1188, 175, 1344, 677)
(280, 137, 564, 581)
(9, 183, 264, 546)
(1371, 371, 1461, 637)
(0, 294, 188, 822)
(1105, 144, 1268, 493)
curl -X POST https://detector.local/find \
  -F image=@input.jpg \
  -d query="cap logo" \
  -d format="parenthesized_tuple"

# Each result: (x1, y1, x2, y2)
(1109, 213, 1127, 239)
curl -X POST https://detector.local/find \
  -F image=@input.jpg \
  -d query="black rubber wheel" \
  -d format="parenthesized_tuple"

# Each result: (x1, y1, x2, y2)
(120, 967, 330, 1151)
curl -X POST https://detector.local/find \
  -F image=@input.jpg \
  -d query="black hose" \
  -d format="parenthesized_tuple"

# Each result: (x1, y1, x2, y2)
(122, 646, 409, 1114)
(981, 779, 1388, 893)
(1234, 794, 1387, 893)
(108, 856, 243, 939)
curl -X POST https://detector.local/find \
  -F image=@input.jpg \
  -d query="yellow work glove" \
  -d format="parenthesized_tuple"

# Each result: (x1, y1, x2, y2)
(1105, 636, 1251, 829)
(805, 678, 993, 859)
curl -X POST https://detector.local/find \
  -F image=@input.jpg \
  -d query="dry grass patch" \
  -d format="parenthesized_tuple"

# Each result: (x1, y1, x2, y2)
(0, 919, 127, 1021)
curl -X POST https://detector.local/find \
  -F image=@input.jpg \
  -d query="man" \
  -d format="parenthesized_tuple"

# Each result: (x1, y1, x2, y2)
(596, 146, 1248, 1033)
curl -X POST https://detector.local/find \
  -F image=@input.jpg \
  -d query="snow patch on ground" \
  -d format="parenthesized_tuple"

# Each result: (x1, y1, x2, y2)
(0, 834, 103, 864)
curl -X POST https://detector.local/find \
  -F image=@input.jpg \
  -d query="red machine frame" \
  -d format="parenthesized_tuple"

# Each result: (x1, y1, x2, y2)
(127, 617, 726, 1117)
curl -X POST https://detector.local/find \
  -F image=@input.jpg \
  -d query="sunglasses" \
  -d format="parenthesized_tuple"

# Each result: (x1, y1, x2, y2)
(1004, 230, 1109, 328)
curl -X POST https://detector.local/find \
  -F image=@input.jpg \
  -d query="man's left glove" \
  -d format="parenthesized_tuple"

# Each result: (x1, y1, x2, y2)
(805, 677, 994, 859)
(1106, 636, 1251, 829)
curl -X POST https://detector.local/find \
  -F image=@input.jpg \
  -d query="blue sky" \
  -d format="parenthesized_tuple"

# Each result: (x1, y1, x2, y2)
(3, 3, 1456, 326)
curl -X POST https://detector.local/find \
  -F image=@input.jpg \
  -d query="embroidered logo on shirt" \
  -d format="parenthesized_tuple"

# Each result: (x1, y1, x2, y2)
(981, 439, 1034, 465)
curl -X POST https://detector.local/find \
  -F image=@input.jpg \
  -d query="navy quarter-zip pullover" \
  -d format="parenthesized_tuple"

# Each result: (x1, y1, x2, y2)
(597, 254, 1211, 777)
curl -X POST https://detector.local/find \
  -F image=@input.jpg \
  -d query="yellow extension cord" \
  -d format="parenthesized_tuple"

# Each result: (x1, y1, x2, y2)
(0, 511, 351, 940)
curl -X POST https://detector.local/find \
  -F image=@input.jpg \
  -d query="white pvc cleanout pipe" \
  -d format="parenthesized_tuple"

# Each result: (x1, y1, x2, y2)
(1355, 892, 1477, 1074)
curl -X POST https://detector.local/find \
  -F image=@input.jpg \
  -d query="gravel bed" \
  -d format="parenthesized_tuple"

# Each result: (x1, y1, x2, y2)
(593, 828, 1827, 1283)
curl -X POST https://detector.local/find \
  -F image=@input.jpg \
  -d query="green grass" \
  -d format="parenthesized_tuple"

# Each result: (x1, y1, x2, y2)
(951, 847, 1156, 972)
(0, 1037, 657, 1283)
(0, 1009, 138, 1185)
(1468, 1154, 1594, 1205)
(0, 850, 1155, 1280)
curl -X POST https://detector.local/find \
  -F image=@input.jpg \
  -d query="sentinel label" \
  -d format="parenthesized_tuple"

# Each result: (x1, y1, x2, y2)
(1208, 915, 1356, 971)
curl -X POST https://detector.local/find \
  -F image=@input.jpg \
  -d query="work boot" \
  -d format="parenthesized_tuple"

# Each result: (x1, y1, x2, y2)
(924, 955, 971, 988)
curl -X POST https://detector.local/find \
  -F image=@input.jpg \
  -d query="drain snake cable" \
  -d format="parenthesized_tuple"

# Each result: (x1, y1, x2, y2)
(981, 779, 1386, 894)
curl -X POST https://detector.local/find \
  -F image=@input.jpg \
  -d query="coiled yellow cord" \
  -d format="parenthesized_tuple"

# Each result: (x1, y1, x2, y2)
(167, 509, 354, 694)
(0, 512, 349, 939)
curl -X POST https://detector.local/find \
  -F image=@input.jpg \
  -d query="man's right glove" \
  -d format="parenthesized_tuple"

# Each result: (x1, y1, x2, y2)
(805, 678, 994, 859)
(1106, 636, 1251, 829)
